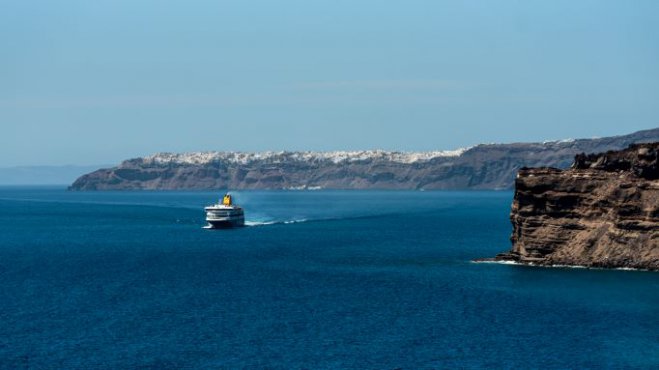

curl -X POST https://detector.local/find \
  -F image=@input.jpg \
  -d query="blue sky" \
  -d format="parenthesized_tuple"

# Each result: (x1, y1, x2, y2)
(1, 0, 658, 166)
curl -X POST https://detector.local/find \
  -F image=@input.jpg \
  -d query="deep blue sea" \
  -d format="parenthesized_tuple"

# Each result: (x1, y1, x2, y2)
(0, 187, 657, 369)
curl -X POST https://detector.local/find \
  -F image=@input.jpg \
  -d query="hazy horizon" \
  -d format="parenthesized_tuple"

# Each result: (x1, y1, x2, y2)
(2, 1, 658, 166)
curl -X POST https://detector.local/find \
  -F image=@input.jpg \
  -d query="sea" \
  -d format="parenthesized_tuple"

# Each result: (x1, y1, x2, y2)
(0, 187, 657, 369)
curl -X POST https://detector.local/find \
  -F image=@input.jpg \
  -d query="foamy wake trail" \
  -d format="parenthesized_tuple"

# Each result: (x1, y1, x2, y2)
(245, 219, 308, 227)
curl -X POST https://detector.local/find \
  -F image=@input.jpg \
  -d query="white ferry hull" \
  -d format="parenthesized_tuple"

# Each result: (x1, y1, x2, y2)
(205, 209, 245, 229)
(206, 217, 245, 228)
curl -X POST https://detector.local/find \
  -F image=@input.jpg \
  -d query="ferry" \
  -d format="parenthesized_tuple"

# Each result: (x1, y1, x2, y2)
(205, 193, 245, 228)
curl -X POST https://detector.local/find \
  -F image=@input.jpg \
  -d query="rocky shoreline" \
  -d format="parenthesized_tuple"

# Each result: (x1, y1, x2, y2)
(479, 143, 659, 271)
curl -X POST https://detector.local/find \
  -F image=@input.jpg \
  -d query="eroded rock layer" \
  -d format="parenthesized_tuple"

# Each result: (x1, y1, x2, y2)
(491, 143, 658, 270)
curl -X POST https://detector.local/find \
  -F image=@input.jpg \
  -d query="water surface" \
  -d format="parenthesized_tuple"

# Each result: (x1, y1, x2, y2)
(1, 187, 657, 368)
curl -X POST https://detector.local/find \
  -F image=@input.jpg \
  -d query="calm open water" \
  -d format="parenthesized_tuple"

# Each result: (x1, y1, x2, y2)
(0, 187, 657, 368)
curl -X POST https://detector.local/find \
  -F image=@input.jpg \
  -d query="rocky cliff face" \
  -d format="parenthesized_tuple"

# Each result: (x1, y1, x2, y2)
(69, 128, 659, 190)
(490, 142, 658, 270)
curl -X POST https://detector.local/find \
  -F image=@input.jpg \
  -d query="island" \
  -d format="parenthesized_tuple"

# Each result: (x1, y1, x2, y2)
(482, 142, 658, 270)
(69, 128, 658, 191)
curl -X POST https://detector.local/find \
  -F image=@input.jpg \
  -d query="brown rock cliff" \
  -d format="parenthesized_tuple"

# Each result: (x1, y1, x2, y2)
(488, 143, 658, 270)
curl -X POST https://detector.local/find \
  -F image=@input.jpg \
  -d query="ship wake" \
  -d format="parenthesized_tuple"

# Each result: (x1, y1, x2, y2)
(245, 219, 308, 227)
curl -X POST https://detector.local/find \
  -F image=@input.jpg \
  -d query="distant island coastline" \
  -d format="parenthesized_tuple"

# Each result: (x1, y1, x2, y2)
(69, 128, 659, 191)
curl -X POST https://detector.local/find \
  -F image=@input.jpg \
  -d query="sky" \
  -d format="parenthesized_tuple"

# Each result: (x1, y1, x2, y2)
(1, 0, 658, 166)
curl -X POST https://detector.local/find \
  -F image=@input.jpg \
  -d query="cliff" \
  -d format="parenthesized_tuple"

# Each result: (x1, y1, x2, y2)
(488, 142, 658, 270)
(69, 128, 659, 190)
